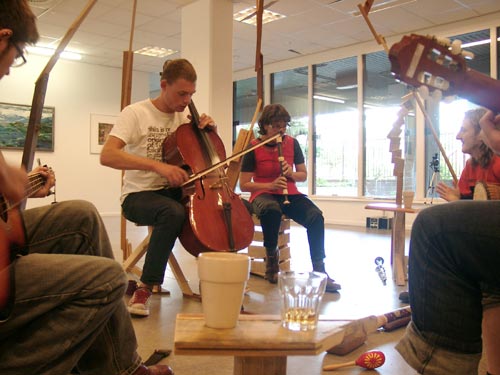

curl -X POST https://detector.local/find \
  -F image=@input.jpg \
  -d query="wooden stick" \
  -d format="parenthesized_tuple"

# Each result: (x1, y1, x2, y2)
(120, 0, 138, 258)
(357, 1, 389, 53)
(226, 98, 262, 190)
(327, 307, 411, 355)
(323, 360, 355, 370)
(22, 0, 98, 172)
(180, 133, 281, 187)
(413, 92, 459, 184)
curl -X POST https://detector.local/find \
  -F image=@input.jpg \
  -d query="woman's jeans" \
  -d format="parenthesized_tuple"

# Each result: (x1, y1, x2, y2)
(396, 200, 500, 374)
(251, 193, 326, 262)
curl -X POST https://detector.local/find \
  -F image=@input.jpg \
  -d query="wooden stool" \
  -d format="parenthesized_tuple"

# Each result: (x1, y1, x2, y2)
(122, 225, 198, 299)
(245, 215, 291, 277)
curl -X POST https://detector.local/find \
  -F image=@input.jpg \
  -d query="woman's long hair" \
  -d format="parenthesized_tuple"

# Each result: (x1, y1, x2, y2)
(465, 108, 492, 168)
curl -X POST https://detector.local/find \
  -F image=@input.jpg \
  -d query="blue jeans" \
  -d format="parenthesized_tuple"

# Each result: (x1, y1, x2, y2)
(0, 200, 141, 375)
(396, 200, 500, 374)
(122, 189, 185, 285)
(251, 193, 326, 262)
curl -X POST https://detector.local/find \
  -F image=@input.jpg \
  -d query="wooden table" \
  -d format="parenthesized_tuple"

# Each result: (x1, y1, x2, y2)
(365, 203, 420, 286)
(174, 313, 348, 375)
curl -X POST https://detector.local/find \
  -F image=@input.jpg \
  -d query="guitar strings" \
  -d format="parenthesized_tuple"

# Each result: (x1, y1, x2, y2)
(0, 173, 46, 216)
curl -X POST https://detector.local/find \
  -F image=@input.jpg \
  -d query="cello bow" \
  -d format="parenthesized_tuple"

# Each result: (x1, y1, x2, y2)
(181, 132, 281, 188)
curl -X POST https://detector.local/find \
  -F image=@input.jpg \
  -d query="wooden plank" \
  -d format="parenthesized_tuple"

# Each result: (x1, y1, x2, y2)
(365, 202, 419, 214)
(278, 233, 290, 248)
(234, 356, 286, 375)
(392, 211, 407, 286)
(174, 314, 347, 356)
(252, 231, 289, 244)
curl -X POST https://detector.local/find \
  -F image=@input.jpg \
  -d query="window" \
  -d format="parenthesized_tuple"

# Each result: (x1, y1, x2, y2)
(271, 68, 309, 193)
(233, 26, 499, 202)
(313, 57, 358, 197)
(233, 77, 259, 143)
(364, 51, 415, 198)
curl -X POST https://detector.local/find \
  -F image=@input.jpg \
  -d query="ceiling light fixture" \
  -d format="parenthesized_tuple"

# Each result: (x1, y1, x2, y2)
(350, 0, 416, 16)
(461, 37, 500, 49)
(233, 7, 286, 26)
(134, 46, 178, 58)
(26, 45, 82, 60)
(313, 95, 345, 104)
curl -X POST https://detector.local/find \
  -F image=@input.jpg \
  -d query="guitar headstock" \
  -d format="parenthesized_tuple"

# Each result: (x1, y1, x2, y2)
(389, 33, 500, 112)
(388, 34, 467, 97)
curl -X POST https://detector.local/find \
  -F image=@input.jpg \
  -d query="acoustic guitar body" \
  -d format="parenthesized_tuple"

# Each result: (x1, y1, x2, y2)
(0, 202, 26, 316)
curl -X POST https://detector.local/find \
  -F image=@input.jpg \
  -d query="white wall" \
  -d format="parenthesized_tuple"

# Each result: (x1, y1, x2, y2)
(0, 54, 149, 218)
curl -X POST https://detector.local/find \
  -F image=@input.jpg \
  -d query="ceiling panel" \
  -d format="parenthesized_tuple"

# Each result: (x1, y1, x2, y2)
(25, 0, 500, 74)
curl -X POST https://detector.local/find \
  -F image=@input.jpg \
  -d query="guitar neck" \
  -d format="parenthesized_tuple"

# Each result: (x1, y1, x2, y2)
(26, 172, 46, 199)
(461, 69, 500, 113)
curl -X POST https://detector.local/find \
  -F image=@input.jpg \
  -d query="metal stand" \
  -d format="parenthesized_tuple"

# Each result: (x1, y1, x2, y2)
(425, 153, 441, 204)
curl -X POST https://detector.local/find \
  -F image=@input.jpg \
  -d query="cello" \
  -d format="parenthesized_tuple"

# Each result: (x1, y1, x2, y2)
(162, 101, 255, 256)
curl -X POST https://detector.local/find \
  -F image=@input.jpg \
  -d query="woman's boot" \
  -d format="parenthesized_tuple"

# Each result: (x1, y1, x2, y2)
(312, 260, 341, 293)
(265, 248, 280, 284)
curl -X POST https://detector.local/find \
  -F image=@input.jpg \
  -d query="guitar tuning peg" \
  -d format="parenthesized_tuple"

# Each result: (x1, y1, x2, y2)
(417, 85, 430, 99)
(461, 50, 475, 60)
(450, 39, 462, 55)
(443, 95, 457, 104)
(431, 89, 443, 102)
(435, 36, 451, 47)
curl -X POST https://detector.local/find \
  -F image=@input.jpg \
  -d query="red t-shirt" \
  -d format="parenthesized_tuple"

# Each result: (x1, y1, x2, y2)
(241, 135, 304, 202)
(459, 154, 500, 198)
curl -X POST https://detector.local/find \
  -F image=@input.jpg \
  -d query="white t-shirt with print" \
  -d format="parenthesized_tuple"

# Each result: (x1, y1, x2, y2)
(109, 98, 190, 202)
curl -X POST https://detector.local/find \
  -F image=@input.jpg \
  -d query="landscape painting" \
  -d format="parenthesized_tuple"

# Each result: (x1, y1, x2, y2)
(0, 102, 55, 151)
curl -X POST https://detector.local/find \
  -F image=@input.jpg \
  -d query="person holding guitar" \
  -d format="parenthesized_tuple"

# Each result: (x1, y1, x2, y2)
(100, 58, 216, 317)
(239, 104, 341, 292)
(436, 107, 500, 201)
(0, 2, 172, 374)
(387, 32, 500, 375)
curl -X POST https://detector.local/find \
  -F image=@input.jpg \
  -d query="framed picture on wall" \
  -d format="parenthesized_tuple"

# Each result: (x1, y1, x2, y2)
(90, 113, 117, 154)
(0, 102, 55, 151)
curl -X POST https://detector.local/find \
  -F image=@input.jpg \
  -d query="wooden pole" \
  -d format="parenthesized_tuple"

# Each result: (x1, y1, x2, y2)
(225, 0, 265, 190)
(413, 92, 459, 184)
(357, 0, 389, 53)
(120, 0, 138, 259)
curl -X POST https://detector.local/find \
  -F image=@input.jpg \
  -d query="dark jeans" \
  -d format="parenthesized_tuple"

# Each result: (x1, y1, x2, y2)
(251, 193, 326, 263)
(122, 189, 185, 285)
(0, 200, 141, 375)
(397, 200, 500, 374)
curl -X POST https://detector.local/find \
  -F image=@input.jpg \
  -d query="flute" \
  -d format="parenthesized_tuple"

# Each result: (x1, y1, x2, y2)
(276, 135, 290, 205)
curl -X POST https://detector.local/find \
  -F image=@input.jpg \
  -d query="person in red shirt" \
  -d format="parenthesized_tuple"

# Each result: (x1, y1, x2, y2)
(239, 104, 341, 293)
(437, 107, 500, 201)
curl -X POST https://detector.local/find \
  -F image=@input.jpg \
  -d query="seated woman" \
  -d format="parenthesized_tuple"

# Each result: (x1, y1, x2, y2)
(239, 104, 341, 293)
(396, 110, 500, 375)
(436, 107, 500, 201)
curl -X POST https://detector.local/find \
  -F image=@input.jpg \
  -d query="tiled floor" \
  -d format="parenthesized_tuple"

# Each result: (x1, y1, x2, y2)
(109, 220, 424, 375)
